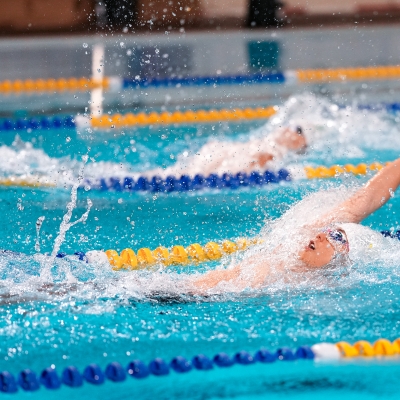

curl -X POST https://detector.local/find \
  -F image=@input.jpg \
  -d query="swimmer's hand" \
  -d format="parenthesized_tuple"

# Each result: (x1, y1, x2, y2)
(256, 153, 274, 168)
(317, 157, 400, 226)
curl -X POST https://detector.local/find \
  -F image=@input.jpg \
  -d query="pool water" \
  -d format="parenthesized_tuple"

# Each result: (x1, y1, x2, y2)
(1, 93, 400, 399)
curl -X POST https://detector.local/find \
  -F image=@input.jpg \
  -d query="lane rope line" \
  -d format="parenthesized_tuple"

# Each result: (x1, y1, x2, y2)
(89, 106, 276, 128)
(0, 105, 276, 131)
(85, 162, 387, 193)
(2, 65, 400, 95)
(0, 162, 388, 192)
(2, 102, 400, 131)
(304, 162, 385, 179)
(103, 237, 260, 270)
(0, 77, 108, 93)
(1, 337, 400, 392)
(67, 229, 400, 269)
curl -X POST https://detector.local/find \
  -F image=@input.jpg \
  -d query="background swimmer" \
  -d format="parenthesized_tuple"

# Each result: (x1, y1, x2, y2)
(193, 158, 400, 292)
(146, 125, 307, 178)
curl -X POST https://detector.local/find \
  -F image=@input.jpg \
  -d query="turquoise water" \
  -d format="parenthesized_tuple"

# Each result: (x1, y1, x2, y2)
(1, 94, 400, 398)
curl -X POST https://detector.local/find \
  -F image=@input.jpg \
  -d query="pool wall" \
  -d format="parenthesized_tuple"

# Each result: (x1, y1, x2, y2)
(2, 25, 400, 81)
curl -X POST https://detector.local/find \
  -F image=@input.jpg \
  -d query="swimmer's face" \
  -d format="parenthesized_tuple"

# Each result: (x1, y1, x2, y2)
(298, 232, 335, 268)
(277, 128, 307, 152)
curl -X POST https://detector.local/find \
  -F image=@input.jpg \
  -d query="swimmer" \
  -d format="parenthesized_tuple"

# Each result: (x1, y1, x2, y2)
(147, 125, 307, 178)
(193, 158, 400, 291)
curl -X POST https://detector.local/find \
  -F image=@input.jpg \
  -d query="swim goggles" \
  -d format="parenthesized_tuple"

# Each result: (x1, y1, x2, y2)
(322, 227, 349, 254)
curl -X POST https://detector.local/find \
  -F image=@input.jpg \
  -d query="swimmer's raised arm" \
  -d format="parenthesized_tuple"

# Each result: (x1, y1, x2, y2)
(192, 158, 400, 292)
(321, 158, 400, 225)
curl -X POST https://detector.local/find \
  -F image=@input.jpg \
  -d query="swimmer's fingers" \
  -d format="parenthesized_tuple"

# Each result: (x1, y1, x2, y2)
(257, 153, 274, 168)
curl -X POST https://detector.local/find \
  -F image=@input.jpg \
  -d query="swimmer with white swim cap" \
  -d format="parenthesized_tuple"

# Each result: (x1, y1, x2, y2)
(190, 125, 307, 175)
(193, 158, 400, 291)
(251, 125, 307, 169)
(147, 125, 307, 178)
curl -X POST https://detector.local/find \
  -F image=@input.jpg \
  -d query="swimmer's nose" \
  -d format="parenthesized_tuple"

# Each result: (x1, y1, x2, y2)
(316, 233, 327, 242)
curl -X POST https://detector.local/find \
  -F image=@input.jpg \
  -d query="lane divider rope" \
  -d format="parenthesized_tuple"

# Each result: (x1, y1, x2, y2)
(103, 237, 260, 270)
(304, 162, 385, 179)
(2, 337, 400, 393)
(0, 177, 56, 189)
(123, 71, 285, 88)
(0, 162, 388, 191)
(83, 168, 291, 193)
(0, 116, 75, 131)
(84, 162, 387, 193)
(122, 65, 400, 87)
(296, 65, 400, 83)
(89, 106, 276, 128)
(2, 102, 400, 132)
(0, 78, 108, 93)
(65, 229, 400, 269)
(0, 106, 275, 132)
(2, 65, 400, 95)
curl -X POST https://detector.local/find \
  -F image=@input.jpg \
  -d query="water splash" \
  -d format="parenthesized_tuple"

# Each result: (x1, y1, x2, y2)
(0, 136, 76, 180)
(1, 94, 400, 186)
(50, 156, 92, 259)
(0, 94, 400, 302)
(34, 216, 45, 253)
(39, 155, 92, 281)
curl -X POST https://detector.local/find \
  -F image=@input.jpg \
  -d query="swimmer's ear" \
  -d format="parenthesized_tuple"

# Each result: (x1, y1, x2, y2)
(296, 145, 307, 155)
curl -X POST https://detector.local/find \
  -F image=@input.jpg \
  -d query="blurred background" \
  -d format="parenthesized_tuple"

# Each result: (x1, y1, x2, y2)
(2, 0, 400, 117)
(2, 0, 400, 34)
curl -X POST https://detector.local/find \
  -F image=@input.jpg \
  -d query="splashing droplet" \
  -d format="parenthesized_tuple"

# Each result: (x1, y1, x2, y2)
(35, 216, 45, 252)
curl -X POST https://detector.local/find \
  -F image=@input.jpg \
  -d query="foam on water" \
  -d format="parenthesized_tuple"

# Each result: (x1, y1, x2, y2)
(272, 95, 400, 162)
(0, 93, 400, 307)
(1, 181, 400, 308)
(1, 94, 400, 186)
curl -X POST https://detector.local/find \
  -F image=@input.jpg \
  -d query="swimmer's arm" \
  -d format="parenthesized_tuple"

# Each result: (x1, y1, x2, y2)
(323, 158, 400, 224)
(191, 265, 242, 291)
(191, 257, 269, 292)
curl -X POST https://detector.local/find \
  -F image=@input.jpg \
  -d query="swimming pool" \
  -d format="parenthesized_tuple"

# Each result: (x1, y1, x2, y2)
(2, 81, 400, 400)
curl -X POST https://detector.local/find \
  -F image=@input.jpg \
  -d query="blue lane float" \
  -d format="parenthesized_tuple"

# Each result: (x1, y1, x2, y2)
(380, 230, 400, 239)
(83, 169, 292, 193)
(17, 370, 40, 392)
(83, 364, 105, 385)
(122, 71, 286, 89)
(0, 345, 315, 393)
(126, 360, 149, 379)
(0, 116, 75, 132)
(105, 362, 126, 383)
(0, 372, 18, 393)
(61, 366, 83, 387)
(40, 368, 61, 390)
